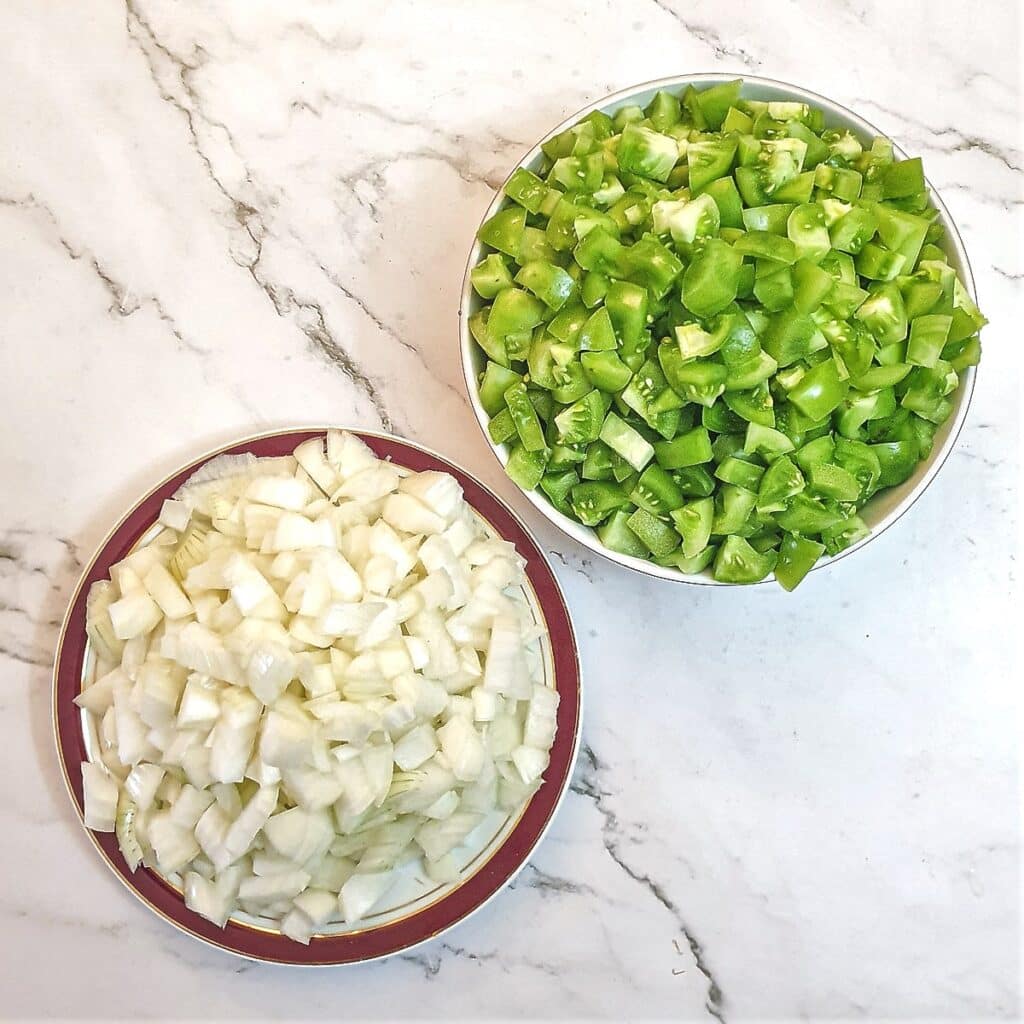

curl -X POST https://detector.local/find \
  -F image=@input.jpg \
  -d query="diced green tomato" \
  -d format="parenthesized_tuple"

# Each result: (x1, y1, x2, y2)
(756, 455, 806, 513)
(597, 509, 650, 558)
(786, 359, 850, 420)
(851, 363, 912, 391)
(734, 165, 769, 207)
(547, 441, 585, 471)
(569, 481, 630, 526)
(488, 408, 516, 445)
(471, 254, 514, 299)
(793, 435, 836, 474)
(580, 271, 610, 308)
(791, 259, 835, 315)
(581, 441, 617, 481)
(488, 288, 545, 341)
(814, 163, 863, 201)
(670, 496, 715, 558)
(624, 236, 684, 298)
(662, 544, 717, 574)
(871, 439, 918, 487)
(503, 383, 547, 451)
(700, 177, 745, 230)
(547, 302, 589, 346)
(575, 307, 616, 353)
(574, 227, 626, 276)
(478, 206, 526, 258)
(715, 457, 765, 490)
(582, 350, 633, 392)
(674, 322, 720, 361)
(659, 347, 728, 407)
(646, 89, 682, 131)
(745, 201, 798, 232)
(821, 515, 871, 555)
(745, 422, 795, 460)
(617, 124, 679, 182)
(882, 157, 925, 199)
(808, 462, 861, 501)
(856, 242, 906, 281)
(753, 264, 794, 311)
(540, 469, 579, 516)
(762, 309, 821, 367)
(829, 206, 878, 254)
(787, 204, 831, 262)
(906, 314, 952, 368)
(681, 239, 744, 318)
(478, 362, 523, 415)
(504, 167, 548, 213)
(505, 443, 549, 490)
(631, 464, 686, 515)
(824, 281, 869, 318)
(675, 466, 716, 497)
(514, 261, 575, 311)
(519, 225, 559, 264)
(943, 336, 982, 372)
(654, 426, 713, 469)
(713, 535, 776, 583)
(599, 412, 654, 470)
(832, 438, 881, 498)
(550, 360, 592, 404)
(605, 281, 648, 346)
(772, 170, 816, 204)
(733, 231, 798, 264)
(554, 389, 606, 444)
(469, 309, 508, 366)
(774, 533, 825, 591)
(773, 493, 845, 533)
(686, 137, 739, 192)
(822, 319, 876, 380)
(856, 282, 908, 345)
(694, 79, 742, 129)
(724, 351, 778, 392)
(626, 508, 680, 557)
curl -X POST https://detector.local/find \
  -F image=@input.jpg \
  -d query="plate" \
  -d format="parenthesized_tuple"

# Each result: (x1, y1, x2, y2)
(53, 428, 581, 964)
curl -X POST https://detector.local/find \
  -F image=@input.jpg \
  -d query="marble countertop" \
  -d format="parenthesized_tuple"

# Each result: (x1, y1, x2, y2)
(1, 1, 1018, 1020)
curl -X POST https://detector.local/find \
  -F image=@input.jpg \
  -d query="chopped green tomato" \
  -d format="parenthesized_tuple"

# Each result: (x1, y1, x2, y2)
(617, 124, 679, 182)
(654, 426, 713, 469)
(713, 535, 776, 583)
(540, 469, 579, 516)
(582, 350, 633, 392)
(671, 497, 714, 557)
(469, 79, 984, 587)
(514, 261, 575, 311)
(681, 239, 744, 317)
(504, 167, 548, 213)
(756, 455, 805, 513)
(503, 382, 547, 451)
(786, 359, 850, 420)
(631, 464, 686, 515)
(775, 533, 825, 591)
(505, 443, 549, 490)
(597, 509, 650, 557)
(626, 508, 680, 557)
(471, 254, 514, 298)
(554, 390, 606, 444)
(599, 412, 654, 470)
(488, 408, 517, 445)
(569, 481, 630, 526)
(906, 314, 952, 368)
(478, 206, 526, 258)
(478, 362, 522, 416)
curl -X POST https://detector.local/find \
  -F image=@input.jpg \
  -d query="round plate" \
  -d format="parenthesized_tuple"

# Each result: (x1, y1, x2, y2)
(53, 428, 582, 965)
(459, 73, 979, 585)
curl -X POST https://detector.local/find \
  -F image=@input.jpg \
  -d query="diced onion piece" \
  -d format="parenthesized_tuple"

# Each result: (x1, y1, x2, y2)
(512, 744, 550, 786)
(82, 762, 118, 831)
(338, 871, 394, 923)
(108, 592, 163, 641)
(436, 716, 485, 782)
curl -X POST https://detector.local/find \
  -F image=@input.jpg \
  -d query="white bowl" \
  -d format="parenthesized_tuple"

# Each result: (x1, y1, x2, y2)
(459, 73, 978, 586)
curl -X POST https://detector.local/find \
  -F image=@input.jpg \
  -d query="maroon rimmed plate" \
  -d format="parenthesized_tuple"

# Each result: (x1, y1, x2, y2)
(53, 428, 581, 965)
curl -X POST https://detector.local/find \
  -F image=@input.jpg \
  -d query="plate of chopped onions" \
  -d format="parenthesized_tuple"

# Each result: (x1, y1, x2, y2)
(53, 429, 581, 965)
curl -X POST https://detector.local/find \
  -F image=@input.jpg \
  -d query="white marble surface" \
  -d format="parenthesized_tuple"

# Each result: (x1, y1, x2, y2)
(0, 1, 1019, 1020)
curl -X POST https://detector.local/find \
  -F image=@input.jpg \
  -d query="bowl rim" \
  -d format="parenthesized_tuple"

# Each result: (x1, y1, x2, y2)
(459, 72, 978, 586)
(51, 426, 583, 965)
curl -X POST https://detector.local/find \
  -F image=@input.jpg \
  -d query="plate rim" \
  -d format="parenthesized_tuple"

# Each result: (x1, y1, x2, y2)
(52, 426, 583, 966)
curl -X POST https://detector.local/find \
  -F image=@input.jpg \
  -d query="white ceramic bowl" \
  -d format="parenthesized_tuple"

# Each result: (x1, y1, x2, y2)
(459, 73, 978, 586)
